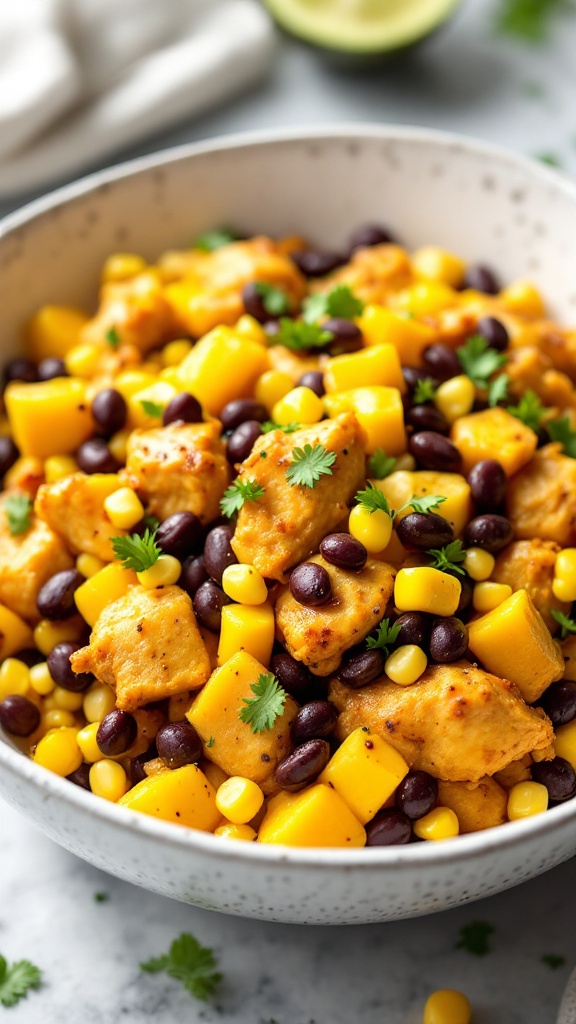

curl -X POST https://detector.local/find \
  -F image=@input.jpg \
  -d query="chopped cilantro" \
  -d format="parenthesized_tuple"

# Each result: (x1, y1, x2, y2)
(536, 152, 563, 167)
(193, 227, 237, 252)
(207, 736, 215, 748)
(507, 388, 547, 430)
(140, 933, 221, 1001)
(252, 281, 292, 317)
(366, 618, 402, 658)
(286, 444, 336, 488)
(428, 540, 467, 576)
(367, 449, 397, 479)
(239, 673, 287, 733)
(276, 318, 334, 351)
(400, 494, 447, 516)
(457, 335, 507, 388)
(413, 378, 437, 405)
(494, 0, 567, 42)
(0, 955, 42, 1008)
(4, 493, 33, 536)
(261, 421, 302, 434)
(455, 921, 494, 956)
(354, 482, 394, 517)
(547, 416, 576, 457)
(140, 400, 163, 418)
(105, 325, 120, 349)
(487, 373, 510, 407)
(112, 528, 161, 572)
(303, 284, 364, 324)
(541, 953, 566, 969)
(550, 608, 576, 638)
(94, 892, 109, 903)
(220, 480, 265, 517)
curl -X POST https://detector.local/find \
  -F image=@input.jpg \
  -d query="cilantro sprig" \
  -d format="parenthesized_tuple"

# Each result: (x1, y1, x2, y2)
(286, 444, 336, 488)
(541, 953, 566, 969)
(366, 618, 402, 658)
(239, 673, 287, 733)
(220, 480, 265, 517)
(303, 284, 364, 324)
(413, 378, 437, 405)
(193, 227, 237, 252)
(4, 493, 33, 536)
(261, 421, 302, 434)
(368, 449, 396, 479)
(354, 482, 394, 516)
(276, 319, 334, 351)
(494, 0, 567, 42)
(141, 933, 221, 1001)
(487, 373, 510, 408)
(507, 388, 547, 430)
(252, 281, 292, 317)
(428, 540, 467, 576)
(105, 325, 120, 349)
(402, 494, 447, 515)
(457, 335, 507, 387)
(547, 416, 576, 457)
(0, 954, 42, 1008)
(140, 399, 163, 418)
(550, 608, 576, 639)
(455, 921, 494, 957)
(112, 528, 161, 572)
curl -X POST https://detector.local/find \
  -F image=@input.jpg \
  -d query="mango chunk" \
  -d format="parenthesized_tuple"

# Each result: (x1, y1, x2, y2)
(324, 386, 406, 455)
(467, 589, 564, 702)
(0, 603, 34, 659)
(25, 305, 88, 362)
(5, 378, 94, 458)
(375, 469, 472, 536)
(319, 727, 409, 824)
(257, 783, 366, 848)
(74, 562, 138, 628)
(217, 603, 275, 667)
(324, 344, 406, 395)
(118, 764, 220, 831)
(176, 326, 269, 415)
(127, 380, 177, 429)
(358, 304, 436, 365)
(450, 407, 537, 477)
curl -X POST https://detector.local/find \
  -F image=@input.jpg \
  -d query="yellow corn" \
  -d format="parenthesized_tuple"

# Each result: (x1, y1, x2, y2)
(423, 989, 472, 1024)
(29, 662, 55, 696)
(272, 386, 324, 426)
(83, 683, 117, 723)
(507, 781, 548, 820)
(76, 553, 106, 579)
(0, 604, 33, 660)
(101, 252, 147, 283)
(396, 281, 457, 317)
(43, 708, 77, 730)
(162, 339, 193, 366)
(473, 581, 513, 613)
(384, 645, 428, 686)
(555, 721, 576, 770)
(137, 554, 181, 589)
(108, 429, 130, 465)
(33, 618, 83, 656)
(255, 370, 294, 412)
(217, 603, 275, 667)
(414, 806, 459, 841)
(412, 246, 466, 288)
(348, 506, 393, 553)
(235, 315, 267, 345)
(0, 658, 30, 701)
(65, 342, 102, 378)
(34, 726, 82, 776)
(214, 823, 257, 841)
(393, 453, 416, 472)
(52, 686, 85, 712)
(103, 487, 145, 530)
(44, 455, 78, 484)
(394, 567, 461, 617)
(89, 759, 129, 801)
(434, 375, 475, 424)
(221, 564, 268, 605)
(76, 721, 105, 763)
(463, 547, 495, 582)
(215, 777, 264, 824)
(553, 548, 576, 602)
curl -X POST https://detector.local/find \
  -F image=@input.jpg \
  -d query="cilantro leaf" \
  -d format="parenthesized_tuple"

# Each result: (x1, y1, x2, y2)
(94, 892, 109, 903)
(140, 933, 221, 1002)
(286, 444, 336, 488)
(550, 608, 576, 639)
(494, 0, 566, 42)
(487, 373, 510, 407)
(253, 281, 292, 317)
(0, 955, 42, 1008)
(276, 318, 334, 351)
(507, 387, 547, 430)
(366, 618, 402, 658)
(239, 673, 287, 733)
(547, 416, 576, 457)
(541, 953, 566, 969)
(261, 421, 302, 434)
(303, 284, 364, 324)
(413, 378, 437, 405)
(455, 921, 494, 957)
(399, 494, 447, 515)
(220, 479, 265, 517)
(112, 528, 161, 572)
(140, 400, 163, 418)
(367, 449, 397, 479)
(193, 227, 237, 252)
(428, 540, 467, 576)
(457, 335, 507, 387)
(142, 514, 160, 532)
(4, 493, 33, 536)
(207, 736, 215, 748)
(536, 151, 563, 167)
(354, 482, 394, 516)
(105, 325, 120, 349)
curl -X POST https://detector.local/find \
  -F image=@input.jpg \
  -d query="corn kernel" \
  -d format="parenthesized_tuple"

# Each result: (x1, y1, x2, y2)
(255, 370, 294, 412)
(463, 547, 495, 582)
(500, 280, 545, 319)
(555, 720, 576, 769)
(52, 686, 85, 712)
(103, 487, 145, 530)
(43, 708, 77, 729)
(214, 823, 257, 841)
(0, 605, 33, 660)
(89, 759, 129, 801)
(414, 806, 459, 841)
(434, 375, 475, 424)
(507, 780, 548, 820)
(162, 339, 193, 366)
(34, 726, 82, 776)
(553, 548, 576, 603)
(215, 776, 264, 824)
(101, 252, 147, 283)
(76, 553, 106, 579)
(348, 505, 393, 553)
(65, 342, 102, 378)
(396, 281, 457, 317)
(114, 370, 157, 400)
(44, 455, 78, 484)
(423, 989, 472, 1024)
(473, 581, 513, 613)
(235, 315, 267, 345)
(29, 662, 54, 696)
(83, 683, 116, 723)
(76, 721, 105, 763)
(412, 246, 466, 288)
(272, 386, 324, 426)
(33, 618, 83, 656)
(552, 577, 576, 602)
(217, 603, 275, 667)
(221, 564, 268, 605)
(0, 658, 30, 700)
(108, 429, 130, 465)
(393, 453, 416, 472)
(137, 554, 181, 589)
(394, 567, 461, 617)
(384, 645, 428, 686)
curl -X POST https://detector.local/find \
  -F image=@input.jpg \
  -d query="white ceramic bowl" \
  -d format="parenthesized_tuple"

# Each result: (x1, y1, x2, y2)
(2, 126, 576, 925)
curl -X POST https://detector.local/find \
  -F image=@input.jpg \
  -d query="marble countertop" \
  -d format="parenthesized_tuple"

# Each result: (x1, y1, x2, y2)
(2, 1, 576, 1020)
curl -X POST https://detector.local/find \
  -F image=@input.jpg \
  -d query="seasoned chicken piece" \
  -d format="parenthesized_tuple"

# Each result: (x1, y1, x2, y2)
(511, 320, 576, 381)
(71, 586, 210, 711)
(492, 539, 569, 631)
(319, 244, 412, 306)
(330, 662, 553, 783)
(275, 555, 395, 676)
(506, 346, 575, 410)
(0, 498, 73, 622)
(122, 421, 229, 524)
(436, 778, 508, 833)
(506, 443, 576, 546)
(35, 472, 125, 562)
(267, 345, 323, 382)
(4, 457, 45, 497)
(80, 272, 174, 353)
(493, 755, 532, 790)
(231, 413, 366, 581)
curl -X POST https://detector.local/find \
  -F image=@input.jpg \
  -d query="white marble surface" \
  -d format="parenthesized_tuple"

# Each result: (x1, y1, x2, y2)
(2, 1, 576, 1020)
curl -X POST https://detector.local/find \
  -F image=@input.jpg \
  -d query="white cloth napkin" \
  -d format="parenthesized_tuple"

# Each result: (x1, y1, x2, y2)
(0, 0, 276, 197)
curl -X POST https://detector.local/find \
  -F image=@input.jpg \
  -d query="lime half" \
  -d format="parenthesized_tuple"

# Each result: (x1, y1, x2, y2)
(263, 0, 463, 54)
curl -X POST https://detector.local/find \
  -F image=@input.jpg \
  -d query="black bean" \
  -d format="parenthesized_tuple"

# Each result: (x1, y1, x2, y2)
(468, 460, 507, 511)
(163, 392, 203, 426)
(178, 554, 209, 597)
(128, 756, 148, 786)
(290, 701, 338, 744)
(14, 648, 45, 668)
(477, 316, 509, 352)
(241, 282, 279, 323)
(298, 371, 325, 397)
(291, 250, 345, 277)
(532, 757, 576, 803)
(226, 420, 263, 464)
(47, 642, 92, 692)
(156, 721, 203, 769)
(464, 514, 513, 553)
(156, 512, 202, 559)
(275, 739, 330, 791)
(422, 344, 461, 382)
(455, 574, 474, 614)
(271, 652, 314, 698)
(396, 512, 453, 551)
(289, 563, 332, 606)
(67, 764, 92, 790)
(429, 617, 468, 663)
(97, 710, 138, 756)
(193, 580, 230, 632)
(0, 695, 40, 736)
(394, 612, 430, 649)
(91, 388, 127, 435)
(203, 524, 237, 584)
(365, 809, 412, 846)
(403, 366, 437, 395)
(37, 569, 84, 621)
(323, 318, 362, 344)
(409, 431, 462, 473)
(4, 357, 38, 386)
(538, 680, 576, 726)
(76, 438, 119, 475)
(319, 533, 367, 571)
(0, 436, 19, 478)
(338, 648, 385, 688)
(463, 265, 500, 294)
(349, 223, 395, 251)
(405, 404, 449, 435)
(396, 770, 438, 819)
(38, 357, 68, 381)
(220, 399, 267, 432)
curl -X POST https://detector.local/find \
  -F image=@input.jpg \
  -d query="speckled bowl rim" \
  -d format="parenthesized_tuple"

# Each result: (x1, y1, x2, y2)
(1, 123, 576, 869)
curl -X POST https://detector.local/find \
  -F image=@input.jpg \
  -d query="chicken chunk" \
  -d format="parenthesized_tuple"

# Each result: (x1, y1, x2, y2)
(320, 244, 412, 305)
(506, 346, 576, 411)
(275, 555, 396, 676)
(231, 413, 366, 581)
(0, 498, 73, 622)
(329, 662, 553, 783)
(122, 421, 229, 524)
(492, 539, 569, 631)
(80, 272, 174, 353)
(35, 472, 125, 562)
(436, 778, 508, 833)
(506, 443, 576, 546)
(70, 585, 210, 711)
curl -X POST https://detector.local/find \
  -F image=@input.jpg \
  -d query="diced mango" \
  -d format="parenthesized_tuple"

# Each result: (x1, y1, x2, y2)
(5, 378, 94, 458)
(451, 407, 537, 477)
(324, 345, 406, 395)
(257, 783, 366, 847)
(358, 304, 436, 365)
(114, 370, 158, 400)
(374, 469, 472, 537)
(394, 566, 461, 617)
(500, 280, 545, 319)
(554, 721, 576, 770)
(176, 326, 269, 415)
(118, 764, 220, 831)
(74, 562, 138, 627)
(0, 603, 34, 659)
(324, 386, 406, 455)
(319, 726, 409, 824)
(217, 603, 275, 667)
(411, 247, 466, 288)
(467, 589, 564, 703)
(395, 281, 458, 317)
(25, 305, 88, 362)
(127, 380, 177, 429)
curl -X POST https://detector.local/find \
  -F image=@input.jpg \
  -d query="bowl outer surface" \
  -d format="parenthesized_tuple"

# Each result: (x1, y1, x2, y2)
(2, 125, 576, 923)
